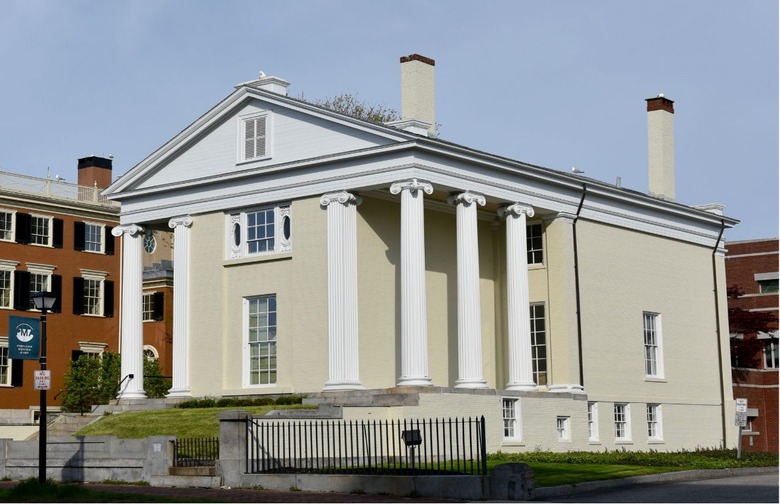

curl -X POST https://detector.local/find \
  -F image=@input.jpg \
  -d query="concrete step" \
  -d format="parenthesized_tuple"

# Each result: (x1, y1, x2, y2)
(169, 466, 217, 477)
(149, 474, 223, 488)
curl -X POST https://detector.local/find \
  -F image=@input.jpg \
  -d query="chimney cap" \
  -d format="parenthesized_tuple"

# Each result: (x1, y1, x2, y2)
(400, 54, 435, 66)
(78, 156, 113, 170)
(646, 95, 674, 113)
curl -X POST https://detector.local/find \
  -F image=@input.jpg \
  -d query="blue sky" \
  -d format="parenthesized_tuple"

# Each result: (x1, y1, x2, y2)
(0, 0, 776, 241)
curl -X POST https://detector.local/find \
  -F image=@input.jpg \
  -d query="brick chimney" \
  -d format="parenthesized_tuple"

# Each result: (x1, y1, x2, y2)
(77, 156, 113, 190)
(390, 54, 436, 136)
(646, 94, 675, 200)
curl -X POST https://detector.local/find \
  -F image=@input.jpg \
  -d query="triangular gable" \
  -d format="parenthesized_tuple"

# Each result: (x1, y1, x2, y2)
(105, 87, 413, 197)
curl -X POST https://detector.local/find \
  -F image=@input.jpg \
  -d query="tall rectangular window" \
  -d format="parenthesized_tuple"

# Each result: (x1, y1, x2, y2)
(241, 113, 269, 162)
(0, 345, 10, 386)
(588, 402, 599, 441)
(556, 416, 571, 441)
(30, 215, 51, 245)
(247, 208, 275, 254)
(0, 211, 13, 241)
(614, 403, 631, 441)
(143, 293, 155, 321)
(84, 223, 103, 252)
(647, 404, 663, 440)
(502, 398, 521, 440)
(83, 279, 102, 316)
(643, 312, 663, 378)
(530, 303, 547, 386)
(246, 295, 277, 386)
(0, 269, 12, 309)
(765, 339, 779, 369)
(29, 273, 49, 309)
(526, 223, 543, 264)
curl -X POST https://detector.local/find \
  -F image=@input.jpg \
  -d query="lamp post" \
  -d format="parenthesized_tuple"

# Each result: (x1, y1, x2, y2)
(31, 291, 56, 485)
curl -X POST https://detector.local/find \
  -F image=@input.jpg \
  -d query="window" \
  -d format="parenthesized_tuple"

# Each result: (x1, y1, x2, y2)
(143, 292, 165, 322)
(527, 223, 543, 264)
(0, 343, 10, 386)
(13, 213, 62, 247)
(12, 267, 61, 313)
(556, 416, 571, 441)
(502, 398, 521, 440)
(614, 403, 631, 441)
(0, 210, 14, 241)
(588, 402, 599, 441)
(530, 303, 547, 386)
(84, 223, 103, 252)
(758, 279, 779, 293)
(227, 204, 292, 259)
(765, 339, 779, 369)
(647, 404, 663, 440)
(245, 295, 277, 386)
(643, 312, 664, 378)
(30, 215, 51, 245)
(143, 345, 159, 361)
(240, 112, 271, 162)
(73, 271, 113, 317)
(29, 272, 50, 310)
(74, 222, 114, 255)
(0, 260, 18, 309)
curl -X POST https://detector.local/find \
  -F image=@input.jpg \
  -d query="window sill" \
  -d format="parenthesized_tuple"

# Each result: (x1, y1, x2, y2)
(644, 377, 667, 383)
(236, 155, 272, 166)
(224, 252, 292, 267)
(648, 439, 665, 444)
(501, 440, 525, 447)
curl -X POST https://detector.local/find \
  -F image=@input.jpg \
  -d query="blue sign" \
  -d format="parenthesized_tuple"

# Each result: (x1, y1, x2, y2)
(9, 316, 39, 360)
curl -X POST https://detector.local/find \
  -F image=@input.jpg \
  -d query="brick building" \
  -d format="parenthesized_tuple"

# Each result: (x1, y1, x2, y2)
(726, 238, 779, 452)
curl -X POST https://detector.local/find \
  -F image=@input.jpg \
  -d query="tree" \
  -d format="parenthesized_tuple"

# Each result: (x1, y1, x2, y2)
(306, 93, 400, 124)
(143, 357, 171, 399)
(728, 285, 777, 381)
(61, 352, 120, 414)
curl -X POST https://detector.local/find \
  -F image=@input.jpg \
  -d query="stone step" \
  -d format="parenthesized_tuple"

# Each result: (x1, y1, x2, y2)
(169, 466, 217, 477)
(149, 474, 223, 488)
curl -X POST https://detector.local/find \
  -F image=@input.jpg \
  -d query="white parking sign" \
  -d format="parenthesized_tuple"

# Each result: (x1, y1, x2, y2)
(736, 398, 747, 413)
(34, 370, 51, 390)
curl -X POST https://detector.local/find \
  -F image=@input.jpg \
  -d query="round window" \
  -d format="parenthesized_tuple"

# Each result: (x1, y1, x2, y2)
(143, 234, 157, 254)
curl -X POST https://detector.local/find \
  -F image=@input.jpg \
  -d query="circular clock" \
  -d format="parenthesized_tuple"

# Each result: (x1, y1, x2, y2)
(143, 234, 157, 254)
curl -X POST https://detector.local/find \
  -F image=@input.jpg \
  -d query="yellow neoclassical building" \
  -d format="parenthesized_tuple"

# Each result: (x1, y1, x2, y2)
(105, 55, 738, 452)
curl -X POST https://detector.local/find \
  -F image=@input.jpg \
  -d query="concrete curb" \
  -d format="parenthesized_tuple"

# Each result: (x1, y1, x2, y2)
(533, 466, 779, 500)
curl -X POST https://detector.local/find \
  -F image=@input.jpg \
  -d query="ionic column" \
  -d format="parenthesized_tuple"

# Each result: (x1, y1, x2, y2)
(499, 203, 537, 390)
(321, 191, 364, 391)
(448, 191, 488, 389)
(390, 179, 433, 386)
(167, 215, 193, 398)
(112, 224, 146, 399)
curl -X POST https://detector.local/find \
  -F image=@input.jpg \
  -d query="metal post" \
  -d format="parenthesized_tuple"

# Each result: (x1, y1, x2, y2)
(38, 307, 48, 484)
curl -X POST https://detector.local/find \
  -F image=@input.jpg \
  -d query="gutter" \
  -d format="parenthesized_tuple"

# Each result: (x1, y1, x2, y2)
(573, 184, 587, 388)
(711, 219, 728, 446)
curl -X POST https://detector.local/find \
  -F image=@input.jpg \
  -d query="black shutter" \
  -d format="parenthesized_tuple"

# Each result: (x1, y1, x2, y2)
(15, 213, 30, 244)
(52, 218, 64, 248)
(73, 277, 84, 315)
(74, 222, 85, 251)
(104, 280, 114, 317)
(51, 274, 62, 313)
(105, 226, 115, 255)
(153, 291, 164, 321)
(71, 350, 85, 361)
(13, 270, 30, 310)
(11, 360, 23, 386)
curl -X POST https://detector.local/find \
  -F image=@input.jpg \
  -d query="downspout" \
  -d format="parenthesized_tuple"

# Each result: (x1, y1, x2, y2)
(712, 219, 728, 446)
(572, 184, 587, 388)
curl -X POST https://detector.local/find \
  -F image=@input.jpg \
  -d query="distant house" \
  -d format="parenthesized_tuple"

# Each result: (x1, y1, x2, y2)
(104, 55, 739, 452)
(0, 157, 119, 429)
(726, 238, 778, 453)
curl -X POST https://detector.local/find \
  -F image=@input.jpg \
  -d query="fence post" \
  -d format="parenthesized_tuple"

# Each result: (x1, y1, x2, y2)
(217, 410, 251, 488)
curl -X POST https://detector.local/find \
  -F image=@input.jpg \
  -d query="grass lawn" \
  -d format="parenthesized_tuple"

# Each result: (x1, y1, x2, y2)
(0, 480, 195, 503)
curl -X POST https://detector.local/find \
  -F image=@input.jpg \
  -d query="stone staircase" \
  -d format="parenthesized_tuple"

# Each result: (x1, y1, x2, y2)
(150, 466, 222, 488)
(30, 413, 102, 438)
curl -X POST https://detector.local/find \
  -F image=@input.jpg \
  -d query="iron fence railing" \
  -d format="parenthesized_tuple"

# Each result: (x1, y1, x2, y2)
(173, 437, 219, 467)
(246, 416, 486, 475)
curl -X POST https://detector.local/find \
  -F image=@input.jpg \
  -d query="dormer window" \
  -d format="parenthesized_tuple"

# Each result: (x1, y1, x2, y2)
(239, 111, 271, 163)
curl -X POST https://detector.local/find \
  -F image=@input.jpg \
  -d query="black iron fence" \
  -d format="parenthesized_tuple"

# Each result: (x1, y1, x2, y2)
(173, 437, 219, 467)
(246, 416, 486, 475)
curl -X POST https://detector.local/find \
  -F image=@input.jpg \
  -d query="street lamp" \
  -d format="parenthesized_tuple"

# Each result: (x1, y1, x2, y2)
(31, 291, 56, 485)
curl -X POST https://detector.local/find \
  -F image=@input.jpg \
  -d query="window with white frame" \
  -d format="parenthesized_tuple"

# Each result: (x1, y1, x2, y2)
(83, 279, 102, 315)
(227, 204, 291, 259)
(588, 402, 599, 441)
(0, 260, 17, 309)
(143, 345, 159, 361)
(245, 294, 277, 386)
(614, 403, 631, 441)
(643, 312, 664, 378)
(30, 215, 52, 246)
(556, 416, 571, 441)
(28, 271, 50, 310)
(78, 342, 107, 358)
(74, 270, 112, 317)
(0, 341, 11, 386)
(764, 338, 779, 369)
(239, 112, 271, 162)
(84, 223, 104, 253)
(530, 303, 547, 386)
(0, 210, 14, 241)
(647, 404, 663, 440)
(527, 223, 543, 264)
(502, 398, 521, 440)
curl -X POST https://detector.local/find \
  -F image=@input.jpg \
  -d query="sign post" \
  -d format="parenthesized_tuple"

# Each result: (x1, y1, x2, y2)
(735, 398, 748, 459)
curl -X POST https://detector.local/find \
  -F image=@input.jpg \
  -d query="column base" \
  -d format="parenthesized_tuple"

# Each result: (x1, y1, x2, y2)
(116, 390, 147, 400)
(322, 380, 365, 391)
(454, 378, 488, 389)
(396, 377, 433, 387)
(505, 381, 537, 391)
(549, 384, 586, 394)
(166, 387, 193, 398)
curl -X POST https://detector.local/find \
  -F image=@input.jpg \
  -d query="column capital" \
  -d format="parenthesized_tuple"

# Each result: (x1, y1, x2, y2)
(320, 191, 362, 207)
(112, 223, 145, 237)
(448, 191, 486, 207)
(168, 215, 193, 229)
(390, 179, 433, 196)
(545, 212, 576, 225)
(498, 203, 534, 219)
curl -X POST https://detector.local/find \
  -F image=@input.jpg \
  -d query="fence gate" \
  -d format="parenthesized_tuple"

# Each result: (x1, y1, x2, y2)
(246, 416, 486, 475)
(173, 437, 219, 467)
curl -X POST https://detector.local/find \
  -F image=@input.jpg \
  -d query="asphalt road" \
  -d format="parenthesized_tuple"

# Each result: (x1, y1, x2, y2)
(537, 471, 779, 503)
